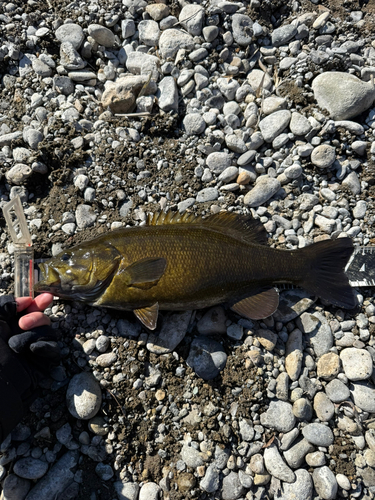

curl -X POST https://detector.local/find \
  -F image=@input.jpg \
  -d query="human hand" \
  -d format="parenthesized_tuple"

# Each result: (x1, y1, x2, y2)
(16, 293, 54, 330)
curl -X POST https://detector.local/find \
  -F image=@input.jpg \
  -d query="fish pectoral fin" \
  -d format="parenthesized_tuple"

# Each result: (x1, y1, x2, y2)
(125, 257, 167, 288)
(134, 303, 159, 330)
(231, 288, 279, 320)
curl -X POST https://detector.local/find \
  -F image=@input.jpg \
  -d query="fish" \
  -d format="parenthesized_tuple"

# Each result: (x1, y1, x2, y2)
(34, 211, 357, 330)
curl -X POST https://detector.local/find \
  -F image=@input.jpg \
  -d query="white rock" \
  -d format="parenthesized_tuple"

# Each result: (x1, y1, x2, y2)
(340, 348, 373, 381)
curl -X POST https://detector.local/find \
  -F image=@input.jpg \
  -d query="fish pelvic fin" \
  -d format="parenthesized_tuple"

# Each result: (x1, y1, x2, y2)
(147, 211, 268, 245)
(297, 237, 357, 309)
(134, 302, 159, 330)
(231, 288, 279, 320)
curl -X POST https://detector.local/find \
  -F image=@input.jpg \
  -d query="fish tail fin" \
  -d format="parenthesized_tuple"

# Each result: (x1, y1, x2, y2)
(297, 237, 357, 309)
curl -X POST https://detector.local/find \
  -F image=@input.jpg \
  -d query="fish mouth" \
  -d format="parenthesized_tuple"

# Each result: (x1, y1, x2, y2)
(34, 263, 64, 295)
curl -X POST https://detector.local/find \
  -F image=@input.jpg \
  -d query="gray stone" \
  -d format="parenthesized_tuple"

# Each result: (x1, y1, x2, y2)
(24, 129, 43, 150)
(75, 204, 97, 229)
(273, 289, 315, 323)
(259, 110, 291, 142)
(96, 352, 117, 367)
(6, 164, 32, 185)
(311, 144, 336, 168)
(217, 77, 240, 100)
(19, 53, 35, 77)
(60, 41, 86, 70)
(138, 20, 160, 46)
(183, 113, 205, 135)
(2, 474, 31, 500)
(353, 200, 367, 219)
(312, 467, 337, 500)
(302, 423, 333, 446)
(342, 171, 361, 195)
(222, 471, 245, 500)
(293, 398, 313, 421)
(157, 76, 178, 112)
(121, 19, 136, 38)
(200, 464, 220, 493)
(285, 329, 303, 381)
(197, 306, 227, 334)
(264, 444, 295, 482)
(0, 131, 23, 146)
(313, 392, 335, 422)
(114, 481, 139, 500)
(88, 24, 115, 47)
(325, 379, 350, 403)
(126, 52, 159, 80)
(159, 28, 194, 59)
(239, 419, 254, 442)
(350, 381, 375, 412)
(244, 176, 281, 207)
(54, 76, 74, 96)
(272, 24, 297, 46)
(297, 312, 332, 358)
(55, 24, 84, 49)
(13, 458, 48, 479)
(66, 372, 102, 420)
(340, 348, 373, 381)
(146, 4, 169, 21)
(274, 469, 313, 500)
(312, 72, 375, 120)
(25, 451, 79, 500)
(32, 58, 52, 77)
(179, 4, 204, 36)
(147, 311, 191, 354)
(180, 444, 205, 468)
(139, 482, 161, 500)
(283, 438, 315, 469)
(289, 112, 312, 136)
(225, 134, 247, 153)
(232, 14, 253, 45)
(260, 401, 296, 433)
(206, 152, 231, 174)
(196, 187, 219, 203)
(186, 337, 227, 380)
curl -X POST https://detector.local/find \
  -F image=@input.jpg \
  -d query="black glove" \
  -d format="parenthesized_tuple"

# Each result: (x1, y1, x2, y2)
(0, 295, 60, 442)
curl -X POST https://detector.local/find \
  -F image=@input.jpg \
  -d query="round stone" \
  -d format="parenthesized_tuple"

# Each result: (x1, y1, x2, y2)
(302, 423, 334, 447)
(311, 144, 336, 168)
(340, 348, 373, 381)
(317, 352, 341, 380)
(66, 372, 102, 420)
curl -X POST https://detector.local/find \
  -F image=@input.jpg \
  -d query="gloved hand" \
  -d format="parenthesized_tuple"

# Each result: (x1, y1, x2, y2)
(0, 293, 59, 442)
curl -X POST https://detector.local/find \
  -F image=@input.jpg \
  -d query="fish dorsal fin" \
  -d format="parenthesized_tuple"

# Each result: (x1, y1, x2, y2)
(125, 257, 167, 288)
(147, 211, 267, 245)
(231, 288, 279, 320)
(134, 302, 159, 330)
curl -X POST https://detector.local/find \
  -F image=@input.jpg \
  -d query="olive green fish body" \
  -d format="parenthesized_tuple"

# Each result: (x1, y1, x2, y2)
(35, 212, 357, 329)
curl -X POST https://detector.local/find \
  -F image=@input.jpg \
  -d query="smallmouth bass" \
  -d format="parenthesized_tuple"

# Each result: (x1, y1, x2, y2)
(34, 211, 357, 329)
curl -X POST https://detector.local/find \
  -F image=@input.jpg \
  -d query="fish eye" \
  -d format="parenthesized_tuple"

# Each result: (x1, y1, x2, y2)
(61, 253, 70, 261)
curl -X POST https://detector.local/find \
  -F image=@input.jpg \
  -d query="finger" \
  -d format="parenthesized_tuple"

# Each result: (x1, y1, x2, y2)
(19, 312, 51, 330)
(25, 293, 54, 314)
(16, 297, 33, 313)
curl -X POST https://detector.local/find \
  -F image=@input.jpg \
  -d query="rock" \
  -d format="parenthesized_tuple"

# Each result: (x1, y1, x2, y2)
(239, 419, 254, 442)
(74, 204, 97, 229)
(0, 131, 23, 146)
(312, 72, 375, 120)
(54, 76, 74, 96)
(325, 379, 350, 403)
(225, 134, 247, 153)
(21, 451, 79, 500)
(283, 438, 315, 469)
(285, 329, 303, 381)
(157, 76, 178, 112)
(297, 312, 332, 358)
(222, 471, 245, 500)
(196, 187, 218, 203)
(114, 481, 139, 500)
(186, 337, 227, 380)
(264, 444, 295, 482)
(260, 401, 296, 432)
(353, 200, 367, 219)
(66, 372, 102, 420)
(259, 110, 291, 142)
(317, 352, 341, 380)
(147, 311, 191, 354)
(2, 474, 31, 500)
(96, 352, 117, 367)
(274, 469, 313, 500)
(273, 289, 315, 323)
(146, 4, 170, 21)
(55, 23, 84, 49)
(311, 144, 336, 168)
(121, 19, 136, 38)
(181, 444, 205, 468)
(232, 14, 253, 45)
(293, 398, 313, 421)
(340, 348, 372, 381)
(336, 474, 351, 491)
(289, 112, 312, 136)
(138, 20, 160, 46)
(255, 329, 278, 351)
(302, 423, 334, 446)
(126, 52, 159, 80)
(183, 113, 206, 135)
(244, 176, 281, 207)
(312, 466, 338, 500)
(101, 75, 152, 114)
(6, 164, 32, 185)
(206, 152, 231, 174)
(88, 24, 115, 47)
(179, 4, 204, 36)
(350, 381, 375, 412)
(32, 58, 52, 77)
(342, 171, 361, 195)
(306, 451, 326, 467)
(197, 306, 227, 334)
(272, 24, 297, 46)
(24, 129, 43, 150)
(159, 28, 194, 59)
(139, 482, 161, 500)
(60, 42, 86, 70)
(200, 464, 220, 493)
(13, 457, 48, 480)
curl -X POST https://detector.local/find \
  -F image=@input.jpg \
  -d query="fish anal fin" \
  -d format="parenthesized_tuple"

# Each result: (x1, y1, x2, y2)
(134, 303, 159, 330)
(147, 211, 267, 245)
(231, 288, 279, 320)
(124, 257, 167, 287)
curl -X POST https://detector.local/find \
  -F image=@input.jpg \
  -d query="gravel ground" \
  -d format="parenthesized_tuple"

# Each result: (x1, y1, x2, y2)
(1, 0, 375, 498)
